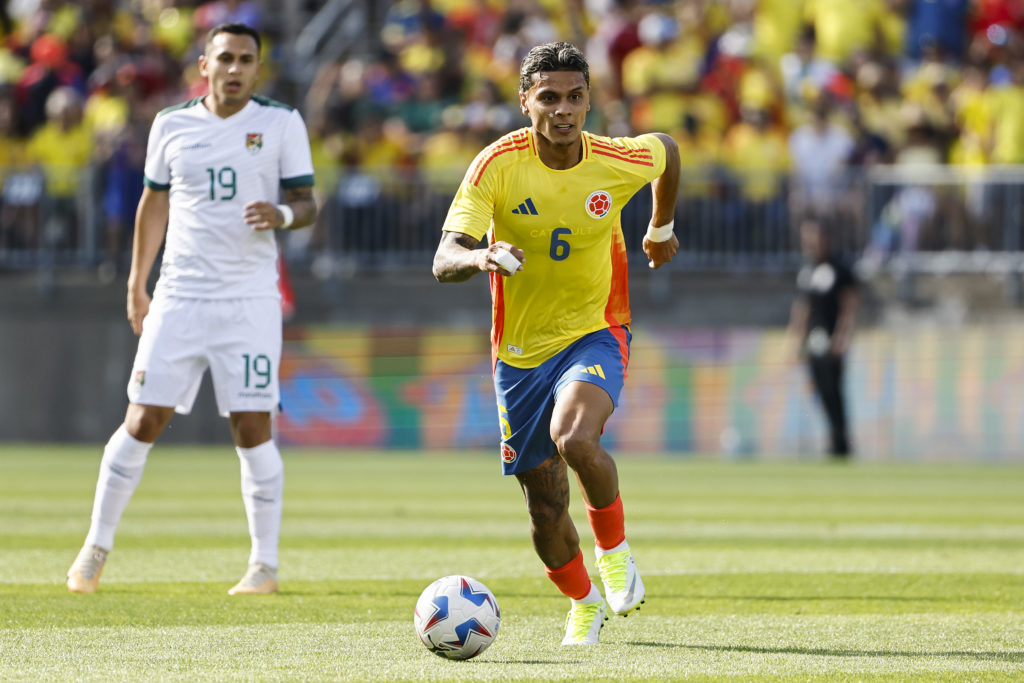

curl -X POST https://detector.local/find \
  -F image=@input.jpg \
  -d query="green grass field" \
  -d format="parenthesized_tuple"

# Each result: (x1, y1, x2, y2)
(1, 446, 1023, 681)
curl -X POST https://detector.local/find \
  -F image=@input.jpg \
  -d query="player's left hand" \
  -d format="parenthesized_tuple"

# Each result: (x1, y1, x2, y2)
(243, 201, 283, 231)
(643, 232, 679, 269)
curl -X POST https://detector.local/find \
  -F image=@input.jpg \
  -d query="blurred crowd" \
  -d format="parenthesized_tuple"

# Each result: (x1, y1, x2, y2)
(340, 0, 1024, 257)
(2, 0, 1024, 269)
(0, 0, 266, 272)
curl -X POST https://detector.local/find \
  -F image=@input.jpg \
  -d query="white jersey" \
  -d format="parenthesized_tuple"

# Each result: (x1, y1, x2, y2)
(143, 95, 314, 299)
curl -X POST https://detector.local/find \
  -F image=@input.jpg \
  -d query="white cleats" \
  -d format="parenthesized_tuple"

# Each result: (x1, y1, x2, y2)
(228, 562, 278, 595)
(561, 589, 607, 645)
(67, 544, 109, 594)
(595, 542, 645, 615)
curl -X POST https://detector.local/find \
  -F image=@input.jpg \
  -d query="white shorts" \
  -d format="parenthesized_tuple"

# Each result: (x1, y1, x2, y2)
(127, 295, 282, 417)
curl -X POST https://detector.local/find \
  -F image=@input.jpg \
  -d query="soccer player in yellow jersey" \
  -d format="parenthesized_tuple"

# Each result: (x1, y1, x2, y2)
(433, 42, 680, 646)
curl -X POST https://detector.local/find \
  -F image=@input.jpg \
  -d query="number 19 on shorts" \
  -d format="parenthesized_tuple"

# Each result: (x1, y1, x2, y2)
(242, 353, 272, 389)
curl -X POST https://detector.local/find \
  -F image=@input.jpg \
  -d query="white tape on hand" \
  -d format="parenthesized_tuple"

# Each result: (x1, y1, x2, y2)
(493, 248, 522, 275)
(277, 204, 294, 229)
(645, 220, 674, 243)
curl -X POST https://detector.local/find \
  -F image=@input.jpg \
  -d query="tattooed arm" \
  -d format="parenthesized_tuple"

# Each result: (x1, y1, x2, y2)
(432, 231, 526, 283)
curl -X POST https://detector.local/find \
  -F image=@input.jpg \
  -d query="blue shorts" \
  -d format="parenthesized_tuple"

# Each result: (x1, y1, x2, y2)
(493, 326, 631, 475)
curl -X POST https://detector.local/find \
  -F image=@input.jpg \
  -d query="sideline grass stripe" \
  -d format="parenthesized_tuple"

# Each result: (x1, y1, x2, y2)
(1, 447, 1023, 681)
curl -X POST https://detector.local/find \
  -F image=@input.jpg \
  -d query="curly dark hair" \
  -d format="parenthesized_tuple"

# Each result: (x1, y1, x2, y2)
(519, 42, 590, 93)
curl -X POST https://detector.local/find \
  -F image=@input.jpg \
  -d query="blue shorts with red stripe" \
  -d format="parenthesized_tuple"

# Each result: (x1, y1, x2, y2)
(493, 325, 631, 476)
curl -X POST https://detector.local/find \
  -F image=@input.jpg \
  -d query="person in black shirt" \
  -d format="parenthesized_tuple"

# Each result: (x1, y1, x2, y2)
(788, 216, 860, 458)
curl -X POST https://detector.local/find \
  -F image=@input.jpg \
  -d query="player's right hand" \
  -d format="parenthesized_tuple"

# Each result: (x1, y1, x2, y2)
(127, 289, 151, 336)
(484, 241, 525, 276)
(643, 232, 679, 269)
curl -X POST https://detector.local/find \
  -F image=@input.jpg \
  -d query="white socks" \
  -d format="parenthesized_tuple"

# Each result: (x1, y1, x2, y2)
(236, 440, 284, 568)
(595, 539, 630, 558)
(572, 584, 603, 605)
(83, 427, 283, 568)
(85, 425, 153, 551)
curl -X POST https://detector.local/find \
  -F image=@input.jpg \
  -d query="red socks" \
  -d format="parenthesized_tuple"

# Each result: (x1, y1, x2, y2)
(545, 494, 627, 599)
(586, 493, 625, 550)
(545, 550, 592, 601)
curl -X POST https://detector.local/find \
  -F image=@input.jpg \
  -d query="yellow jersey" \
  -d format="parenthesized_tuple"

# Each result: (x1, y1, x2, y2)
(988, 85, 1024, 165)
(804, 0, 885, 63)
(26, 122, 93, 198)
(443, 128, 666, 368)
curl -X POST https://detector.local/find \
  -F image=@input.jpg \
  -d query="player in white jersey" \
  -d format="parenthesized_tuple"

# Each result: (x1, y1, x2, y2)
(66, 23, 317, 595)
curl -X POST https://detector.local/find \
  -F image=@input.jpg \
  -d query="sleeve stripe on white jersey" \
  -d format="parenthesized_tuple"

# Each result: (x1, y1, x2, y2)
(281, 174, 314, 189)
(143, 175, 170, 191)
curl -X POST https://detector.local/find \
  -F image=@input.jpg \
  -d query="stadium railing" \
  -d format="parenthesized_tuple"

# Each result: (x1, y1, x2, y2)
(4, 164, 1024, 279)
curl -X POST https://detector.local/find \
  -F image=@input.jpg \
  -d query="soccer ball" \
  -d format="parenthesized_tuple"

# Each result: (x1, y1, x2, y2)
(414, 575, 500, 660)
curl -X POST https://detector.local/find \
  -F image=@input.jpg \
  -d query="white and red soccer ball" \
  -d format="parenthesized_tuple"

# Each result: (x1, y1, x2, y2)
(414, 575, 500, 660)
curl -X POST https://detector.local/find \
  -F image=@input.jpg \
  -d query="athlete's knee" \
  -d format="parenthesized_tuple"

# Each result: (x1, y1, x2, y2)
(122, 405, 172, 443)
(552, 426, 600, 467)
(230, 412, 272, 448)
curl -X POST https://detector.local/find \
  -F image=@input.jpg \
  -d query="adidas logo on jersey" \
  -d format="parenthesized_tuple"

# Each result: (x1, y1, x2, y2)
(511, 198, 538, 215)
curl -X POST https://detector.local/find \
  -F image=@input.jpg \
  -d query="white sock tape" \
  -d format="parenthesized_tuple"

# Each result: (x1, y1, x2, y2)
(494, 248, 522, 275)
(645, 220, 674, 242)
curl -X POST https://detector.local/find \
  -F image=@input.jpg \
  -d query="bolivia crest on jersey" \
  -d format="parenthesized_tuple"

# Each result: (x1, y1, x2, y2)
(246, 132, 262, 154)
(585, 190, 612, 219)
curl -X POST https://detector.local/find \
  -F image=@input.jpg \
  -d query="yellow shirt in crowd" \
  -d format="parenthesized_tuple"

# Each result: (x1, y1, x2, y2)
(26, 122, 93, 198)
